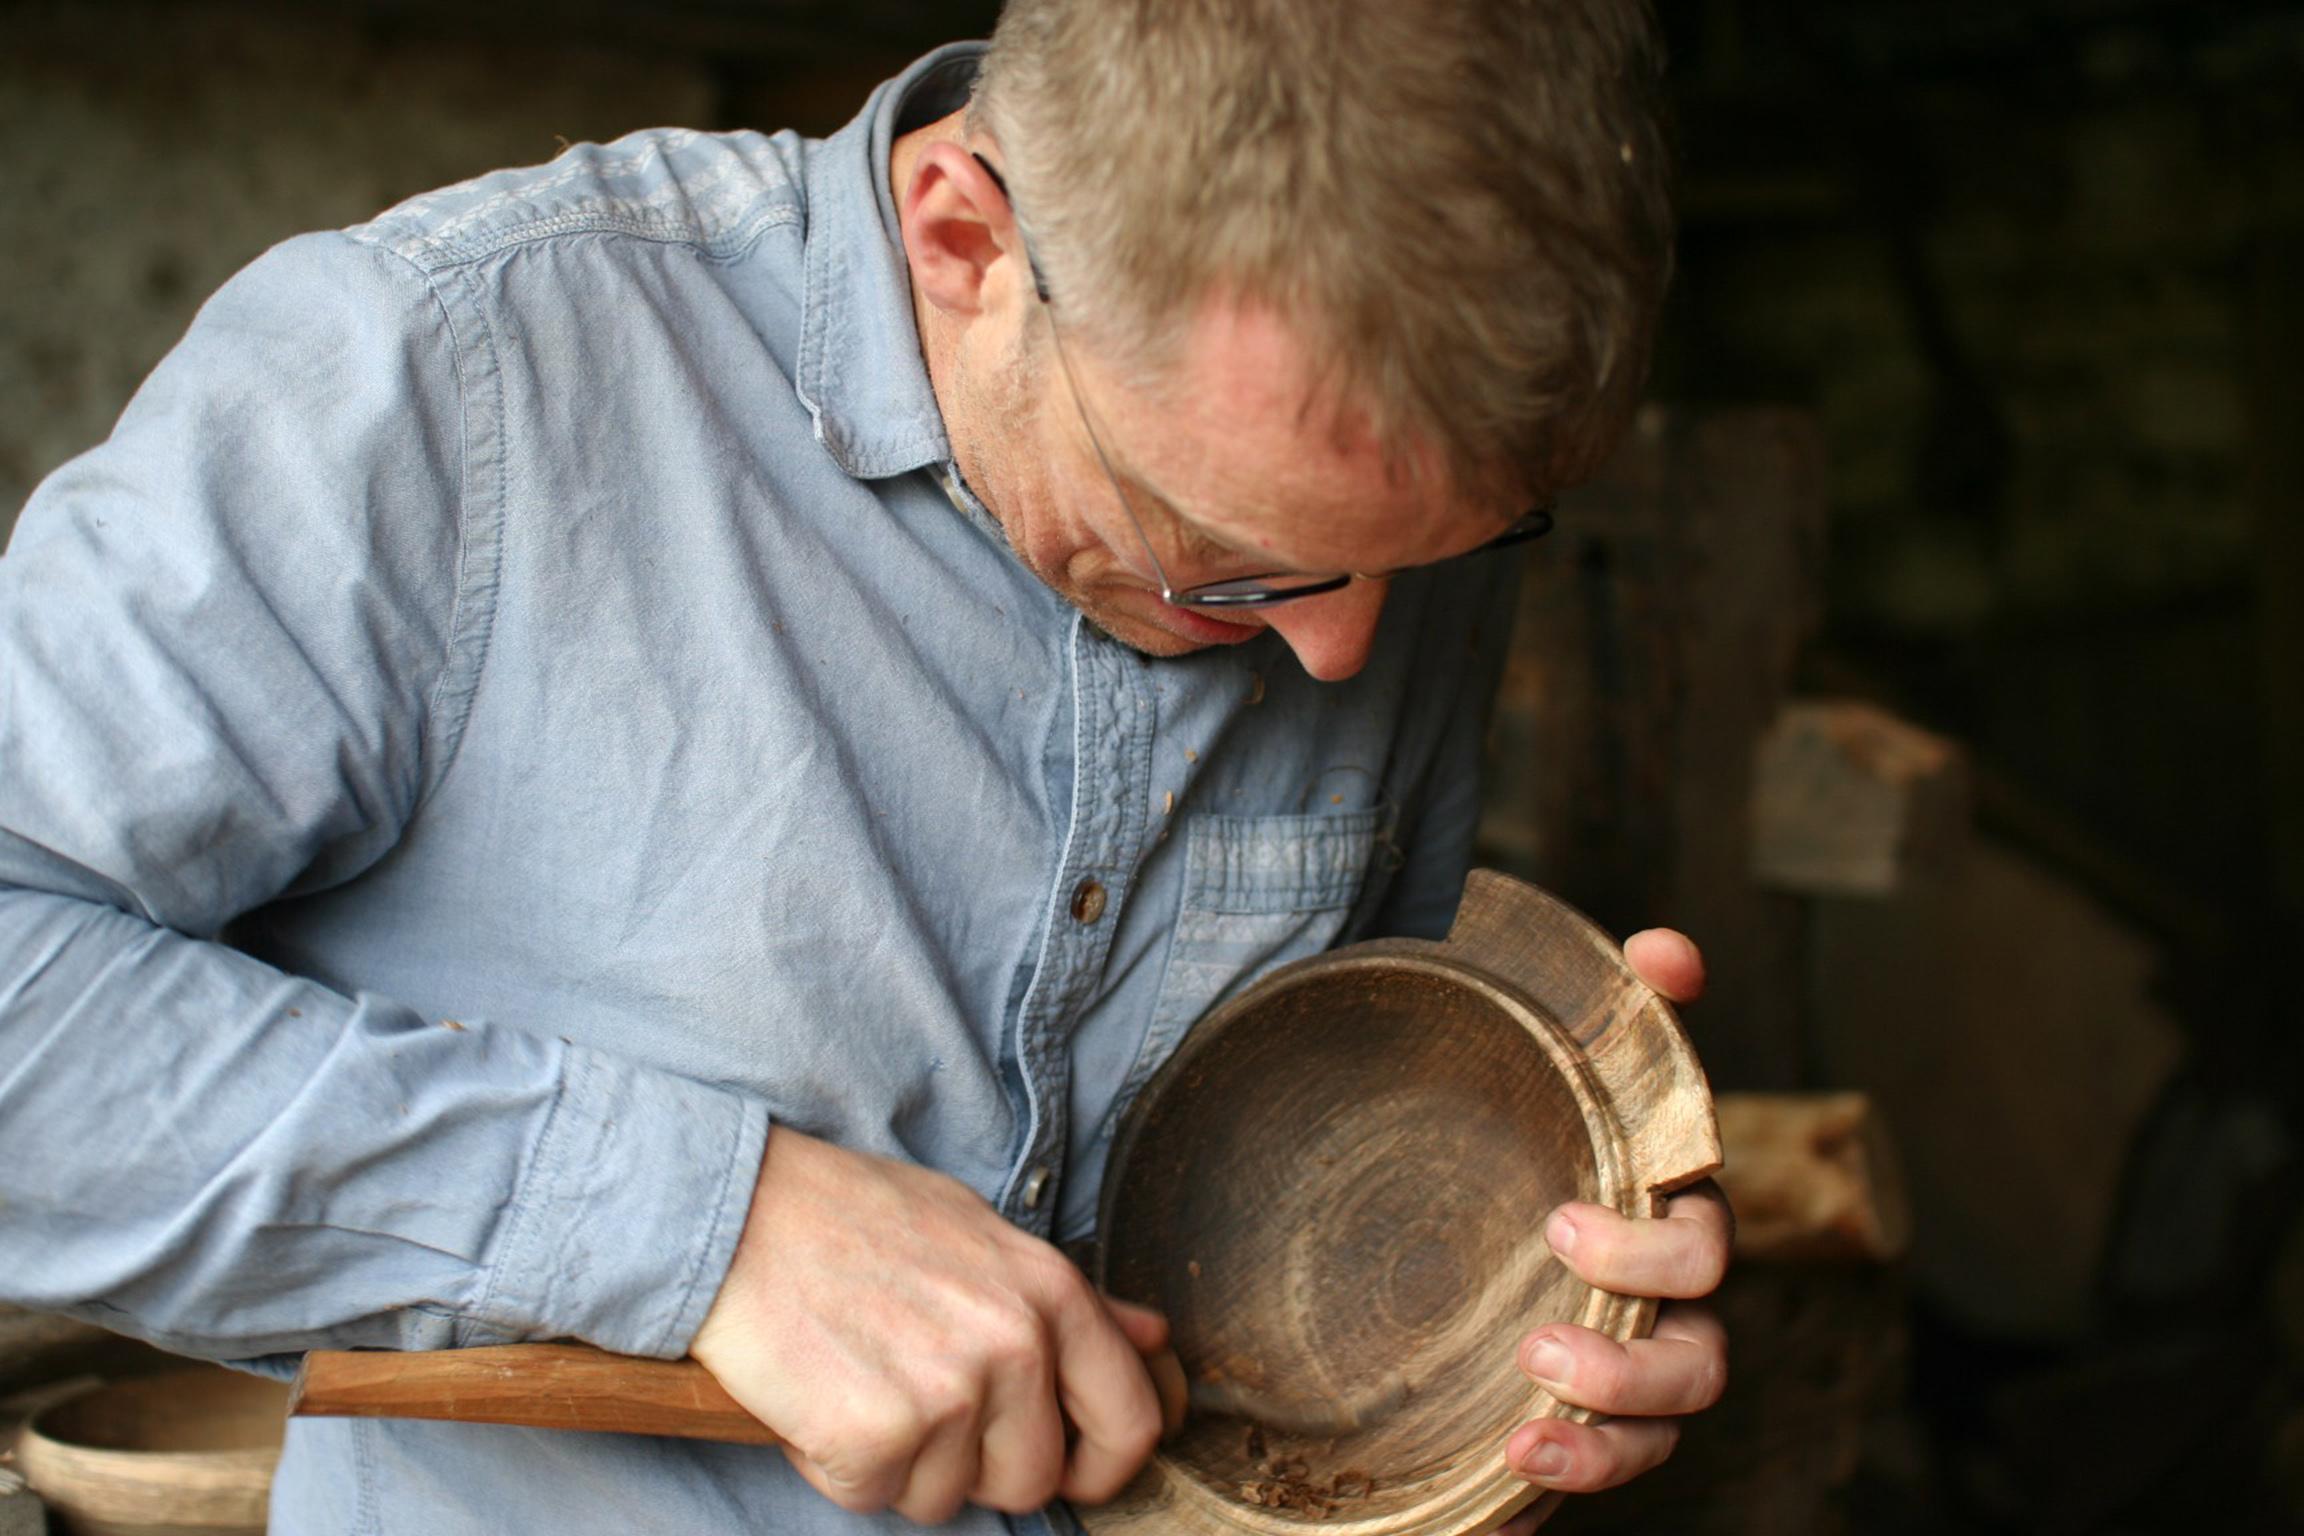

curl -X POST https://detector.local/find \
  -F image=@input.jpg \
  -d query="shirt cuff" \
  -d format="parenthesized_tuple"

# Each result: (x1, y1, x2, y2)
(466, 1044, 770, 1359)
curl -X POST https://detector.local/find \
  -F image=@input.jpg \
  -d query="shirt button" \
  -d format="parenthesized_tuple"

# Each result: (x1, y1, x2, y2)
(1021, 1165, 1053, 1210)
(1069, 878, 1107, 925)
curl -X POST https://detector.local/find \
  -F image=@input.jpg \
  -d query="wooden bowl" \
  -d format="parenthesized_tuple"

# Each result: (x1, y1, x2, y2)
(1082, 871, 1719, 1536)
(14, 1368, 288, 1536)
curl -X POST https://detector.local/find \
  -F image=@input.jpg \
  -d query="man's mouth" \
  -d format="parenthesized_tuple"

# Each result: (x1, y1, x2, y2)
(1149, 596, 1265, 646)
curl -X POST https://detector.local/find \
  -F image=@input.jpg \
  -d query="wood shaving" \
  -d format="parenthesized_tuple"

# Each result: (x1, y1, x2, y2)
(1234, 1425, 1377, 1520)
(1234, 1456, 1379, 1520)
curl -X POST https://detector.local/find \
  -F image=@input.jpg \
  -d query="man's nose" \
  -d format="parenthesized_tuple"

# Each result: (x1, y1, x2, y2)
(1261, 578, 1388, 682)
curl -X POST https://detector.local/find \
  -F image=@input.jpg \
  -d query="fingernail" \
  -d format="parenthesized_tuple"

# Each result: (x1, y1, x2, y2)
(1521, 1438, 1571, 1482)
(1522, 1338, 1570, 1388)
(1547, 1210, 1580, 1257)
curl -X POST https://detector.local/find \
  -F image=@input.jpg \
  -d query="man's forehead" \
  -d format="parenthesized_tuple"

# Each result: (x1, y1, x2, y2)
(1151, 299, 1372, 447)
(1086, 296, 1506, 566)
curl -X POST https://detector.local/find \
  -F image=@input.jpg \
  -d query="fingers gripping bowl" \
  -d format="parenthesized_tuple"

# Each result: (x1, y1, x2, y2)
(1080, 871, 1720, 1536)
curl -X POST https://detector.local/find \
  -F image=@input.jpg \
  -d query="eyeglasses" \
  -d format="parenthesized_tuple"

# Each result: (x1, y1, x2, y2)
(973, 154, 1554, 611)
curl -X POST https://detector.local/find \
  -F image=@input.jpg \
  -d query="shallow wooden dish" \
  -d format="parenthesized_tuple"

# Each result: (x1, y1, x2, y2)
(15, 1368, 287, 1536)
(1081, 871, 1719, 1536)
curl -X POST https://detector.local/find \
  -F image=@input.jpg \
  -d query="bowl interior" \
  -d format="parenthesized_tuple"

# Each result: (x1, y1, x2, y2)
(1101, 963, 1604, 1524)
(34, 1369, 290, 1457)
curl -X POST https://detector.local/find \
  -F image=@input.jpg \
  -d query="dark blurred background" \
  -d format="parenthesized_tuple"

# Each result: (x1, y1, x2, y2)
(2, 1, 2299, 1532)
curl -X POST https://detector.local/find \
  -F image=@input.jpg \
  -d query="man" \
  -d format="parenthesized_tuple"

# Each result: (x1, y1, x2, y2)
(0, 1, 1728, 1532)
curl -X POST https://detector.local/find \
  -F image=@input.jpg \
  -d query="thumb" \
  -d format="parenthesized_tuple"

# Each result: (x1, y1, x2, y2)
(1102, 1295, 1186, 1439)
(1101, 1294, 1170, 1354)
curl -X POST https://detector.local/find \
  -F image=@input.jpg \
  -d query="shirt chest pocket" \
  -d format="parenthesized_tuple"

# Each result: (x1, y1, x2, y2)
(1094, 807, 1383, 1149)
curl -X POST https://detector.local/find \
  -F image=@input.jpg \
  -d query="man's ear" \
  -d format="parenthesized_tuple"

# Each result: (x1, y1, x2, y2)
(901, 142, 1028, 321)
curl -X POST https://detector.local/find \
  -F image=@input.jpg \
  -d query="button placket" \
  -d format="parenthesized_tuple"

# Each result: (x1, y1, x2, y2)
(997, 623, 1156, 1231)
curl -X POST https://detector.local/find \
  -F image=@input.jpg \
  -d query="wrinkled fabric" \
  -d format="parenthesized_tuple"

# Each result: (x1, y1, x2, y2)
(0, 43, 1516, 1535)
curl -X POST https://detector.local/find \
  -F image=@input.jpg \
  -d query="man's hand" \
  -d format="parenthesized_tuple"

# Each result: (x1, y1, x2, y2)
(1490, 928, 1732, 1535)
(690, 1128, 1178, 1524)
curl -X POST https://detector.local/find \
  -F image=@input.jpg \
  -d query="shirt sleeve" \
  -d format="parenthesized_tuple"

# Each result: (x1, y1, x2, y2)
(0, 232, 767, 1365)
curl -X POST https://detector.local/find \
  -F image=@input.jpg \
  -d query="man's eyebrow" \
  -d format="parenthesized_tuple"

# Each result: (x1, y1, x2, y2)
(1110, 453, 1286, 565)
(1083, 389, 1302, 569)
(1156, 498, 1247, 562)
(1102, 453, 1253, 563)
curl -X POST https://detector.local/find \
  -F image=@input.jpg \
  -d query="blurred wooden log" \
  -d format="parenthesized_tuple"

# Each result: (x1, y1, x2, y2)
(1480, 406, 1828, 1090)
(1718, 1092, 1911, 1264)
(1810, 834, 2182, 1338)
(1752, 701, 1969, 898)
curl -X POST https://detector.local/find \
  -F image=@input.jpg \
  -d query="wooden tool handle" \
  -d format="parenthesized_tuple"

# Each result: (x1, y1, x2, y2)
(294, 1340, 1297, 1444)
(289, 1342, 781, 1445)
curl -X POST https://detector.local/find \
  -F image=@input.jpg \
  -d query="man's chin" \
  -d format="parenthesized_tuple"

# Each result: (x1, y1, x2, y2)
(1084, 615, 1207, 659)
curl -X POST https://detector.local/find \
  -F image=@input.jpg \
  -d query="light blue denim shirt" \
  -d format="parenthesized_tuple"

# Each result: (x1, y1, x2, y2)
(0, 43, 1515, 1536)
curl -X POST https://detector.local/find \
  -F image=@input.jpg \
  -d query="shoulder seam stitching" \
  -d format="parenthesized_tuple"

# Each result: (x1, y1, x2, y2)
(353, 237, 500, 820)
(358, 201, 803, 275)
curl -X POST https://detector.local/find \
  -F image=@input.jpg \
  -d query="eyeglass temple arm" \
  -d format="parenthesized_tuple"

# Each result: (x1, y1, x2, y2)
(971, 153, 1054, 303)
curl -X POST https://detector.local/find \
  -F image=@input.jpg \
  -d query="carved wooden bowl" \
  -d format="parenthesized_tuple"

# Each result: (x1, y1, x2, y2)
(14, 1368, 288, 1536)
(1081, 872, 1719, 1536)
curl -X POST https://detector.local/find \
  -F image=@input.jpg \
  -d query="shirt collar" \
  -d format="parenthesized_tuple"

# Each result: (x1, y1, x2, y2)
(795, 42, 986, 481)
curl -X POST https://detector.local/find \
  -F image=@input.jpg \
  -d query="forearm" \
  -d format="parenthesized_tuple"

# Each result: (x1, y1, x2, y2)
(0, 881, 767, 1363)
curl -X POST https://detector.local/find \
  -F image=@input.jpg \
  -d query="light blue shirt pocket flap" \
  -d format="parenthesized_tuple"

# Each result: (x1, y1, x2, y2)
(1180, 807, 1386, 915)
